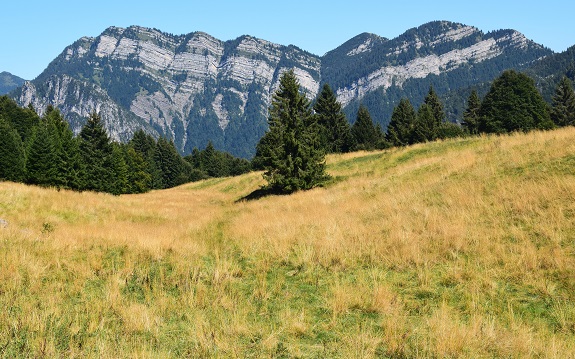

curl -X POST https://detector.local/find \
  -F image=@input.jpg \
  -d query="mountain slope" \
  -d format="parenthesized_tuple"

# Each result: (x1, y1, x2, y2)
(12, 21, 553, 157)
(0, 71, 25, 95)
(1, 127, 575, 357)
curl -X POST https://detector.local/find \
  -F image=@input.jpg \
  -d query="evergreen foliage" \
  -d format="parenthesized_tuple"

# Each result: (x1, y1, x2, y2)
(313, 84, 352, 153)
(479, 70, 554, 133)
(462, 90, 482, 135)
(550, 76, 575, 127)
(257, 70, 329, 193)
(386, 98, 417, 147)
(351, 105, 382, 150)
(78, 112, 116, 193)
(25, 119, 59, 186)
(0, 96, 249, 195)
(413, 104, 438, 143)
(423, 85, 446, 124)
(0, 117, 26, 182)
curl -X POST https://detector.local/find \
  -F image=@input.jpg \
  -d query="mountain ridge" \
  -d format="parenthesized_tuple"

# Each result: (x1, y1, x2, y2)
(10, 20, 558, 158)
(0, 72, 26, 95)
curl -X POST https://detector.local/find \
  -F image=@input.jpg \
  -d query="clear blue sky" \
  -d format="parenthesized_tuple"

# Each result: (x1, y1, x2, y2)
(2, 0, 574, 80)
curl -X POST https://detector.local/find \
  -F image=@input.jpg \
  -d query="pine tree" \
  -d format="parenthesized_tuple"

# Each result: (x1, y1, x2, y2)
(462, 90, 481, 135)
(550, 76, 575, 127)
(386, 98, 416, 146)
(257, 70, 329, 193)
(313, 83, 352, 153)
(351, 105, 380, 150)
(0, 117, 26, 182)
(79, 112, 115, 193)
(479, 70, 554, 133)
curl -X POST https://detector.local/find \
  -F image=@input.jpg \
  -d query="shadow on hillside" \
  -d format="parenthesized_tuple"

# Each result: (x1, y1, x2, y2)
(235, 187, 290, 202)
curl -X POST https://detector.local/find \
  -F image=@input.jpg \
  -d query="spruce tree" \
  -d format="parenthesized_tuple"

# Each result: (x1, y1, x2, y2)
(462, 90, 481, 135)
(550, 76, 575, 127)
(351, 105, 380, 150)
(44, 106, 82, 190)
(79, 112, 115, 193)
(413, 104, 438, 143)
(313, 83, 352, 153)
(479, 70, 554, 133)
(25, 119, 59, 186)
(124, 146, 152, 193)
(424, 85, 445, 125)
(154, 137, 188, 189)
(0, 117, 26, 182)
(257, 70, 328, 193)
(386, 98, 417, 147)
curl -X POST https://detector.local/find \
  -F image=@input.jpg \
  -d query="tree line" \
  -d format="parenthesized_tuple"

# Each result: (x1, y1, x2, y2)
(0, 96, 250, 194)
(2, 68, 574, 196)
(252, 69, 575, 193)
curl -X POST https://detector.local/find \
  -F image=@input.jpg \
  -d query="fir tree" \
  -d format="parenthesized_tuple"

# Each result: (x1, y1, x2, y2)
(550, 76, 575, 127)
(44, 106, 82, 190)
(257, 70, 329, 193)
(0, 117, 26, 182)
(25, 119, 59, 186)
(154, 137, 188, 189)
(351, 105, 380, 150)
(124, 146, 152, 193)
(130, 129, 162, 189)
(462, 90, 481, 135)
(423, 85, 445, 125)
(313, 83, 352, 153)
(413, 104, 438, 143)
(386, 98, 417, 147)
(79, 112, 115, 193)
(479, 70, 554, 133)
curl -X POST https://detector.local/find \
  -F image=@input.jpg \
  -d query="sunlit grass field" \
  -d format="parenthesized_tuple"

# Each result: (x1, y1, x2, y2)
(1, 128, 575, 358)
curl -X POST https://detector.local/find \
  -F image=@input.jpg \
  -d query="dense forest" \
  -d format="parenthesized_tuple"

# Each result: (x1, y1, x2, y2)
(0, 96, 251, 195)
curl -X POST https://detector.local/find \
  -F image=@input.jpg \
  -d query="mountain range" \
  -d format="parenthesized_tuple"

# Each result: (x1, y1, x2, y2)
(8, 20, 574, 158)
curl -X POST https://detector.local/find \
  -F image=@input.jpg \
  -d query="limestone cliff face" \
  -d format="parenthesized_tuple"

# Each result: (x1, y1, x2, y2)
(14, 21, 551, 158)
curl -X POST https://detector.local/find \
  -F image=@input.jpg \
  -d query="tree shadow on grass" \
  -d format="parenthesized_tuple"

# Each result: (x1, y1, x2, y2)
(235, 187, 290, 202)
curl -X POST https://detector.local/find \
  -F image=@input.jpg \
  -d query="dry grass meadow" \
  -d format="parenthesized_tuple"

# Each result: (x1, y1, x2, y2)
(1, 128, 575, 358)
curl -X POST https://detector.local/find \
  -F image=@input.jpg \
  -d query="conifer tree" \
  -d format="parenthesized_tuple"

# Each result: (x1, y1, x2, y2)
(313, 83, 352, 153)
(79, 112, 115, 192)
(351, 105, 380, 150)
(44, 106, 82, 190)
(479, 70, 554, 133)
(124, 146, 152, 193)
(0, 117, 26, 182)
(130, 129, 162, 189)
(550, 76, 575, 127)
(423, 85, 445, 126)
(154, 137, 188, 189)
(386, 98, 417, 146)
(462, 90, 481, 135)
(25, 119, 59, 186)
(413, 103, 438, 143)
(257, 70, 328, 193)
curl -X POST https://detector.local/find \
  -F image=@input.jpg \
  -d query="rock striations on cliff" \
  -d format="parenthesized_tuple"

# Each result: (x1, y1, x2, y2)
(13, 21, 552, 158)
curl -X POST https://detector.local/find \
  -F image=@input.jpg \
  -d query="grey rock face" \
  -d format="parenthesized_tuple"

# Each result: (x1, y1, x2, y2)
(13, 21, 551, 158)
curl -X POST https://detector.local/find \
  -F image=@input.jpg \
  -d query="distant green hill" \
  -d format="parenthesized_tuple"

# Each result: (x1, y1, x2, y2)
(0, 71, 25, 95)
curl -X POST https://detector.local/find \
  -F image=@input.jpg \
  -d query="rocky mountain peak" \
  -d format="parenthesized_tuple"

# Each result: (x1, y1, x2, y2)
(12, 21, 553, 158)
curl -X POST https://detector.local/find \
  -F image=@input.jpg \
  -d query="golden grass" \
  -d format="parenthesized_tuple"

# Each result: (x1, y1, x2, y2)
(1, 128, 575, 357)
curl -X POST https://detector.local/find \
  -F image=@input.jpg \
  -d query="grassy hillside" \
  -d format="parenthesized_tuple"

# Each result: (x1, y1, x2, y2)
(1, 128, 575, 358)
